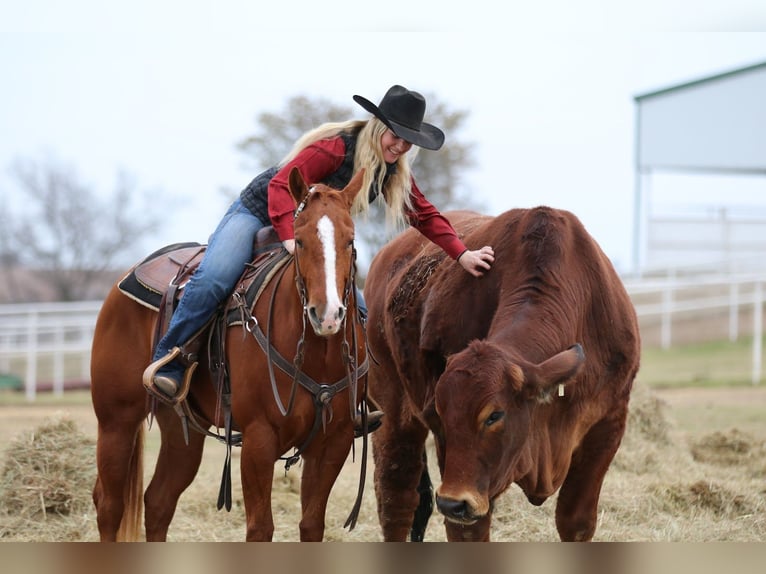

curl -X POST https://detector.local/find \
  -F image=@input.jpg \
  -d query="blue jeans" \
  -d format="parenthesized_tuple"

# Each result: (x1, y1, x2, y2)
(152, 199, 266, 367)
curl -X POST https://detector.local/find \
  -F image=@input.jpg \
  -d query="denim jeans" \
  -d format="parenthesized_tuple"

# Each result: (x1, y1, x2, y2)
(152, 199, 265, 367)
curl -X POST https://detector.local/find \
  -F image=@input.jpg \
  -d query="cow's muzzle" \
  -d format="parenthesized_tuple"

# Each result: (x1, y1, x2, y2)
(435, 495, 482, 525)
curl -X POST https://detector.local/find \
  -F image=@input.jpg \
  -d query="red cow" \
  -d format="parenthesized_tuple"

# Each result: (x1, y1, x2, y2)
(364, 207, 640, 541)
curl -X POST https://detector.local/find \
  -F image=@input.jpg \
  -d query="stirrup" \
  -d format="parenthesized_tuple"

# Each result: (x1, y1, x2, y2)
(142, 347, 197, 406)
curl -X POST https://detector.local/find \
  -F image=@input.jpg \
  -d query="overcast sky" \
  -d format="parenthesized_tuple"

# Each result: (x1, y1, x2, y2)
(2, 1, 766, 273)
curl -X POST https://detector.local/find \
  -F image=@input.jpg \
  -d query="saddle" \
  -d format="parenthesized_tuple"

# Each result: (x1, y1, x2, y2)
(119, 226, 289, 404)
(118, 227, 284, 311)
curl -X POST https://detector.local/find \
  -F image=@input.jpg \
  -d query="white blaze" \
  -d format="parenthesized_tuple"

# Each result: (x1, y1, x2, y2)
(317, 215, 343, 325)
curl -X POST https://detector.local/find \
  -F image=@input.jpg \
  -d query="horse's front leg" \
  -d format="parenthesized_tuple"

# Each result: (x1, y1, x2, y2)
(240, 423, 279, 541)
(298, 432, 354, 541)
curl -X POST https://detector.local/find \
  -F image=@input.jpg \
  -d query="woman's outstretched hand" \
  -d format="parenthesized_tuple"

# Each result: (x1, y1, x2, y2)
(458, 245, 495, 277)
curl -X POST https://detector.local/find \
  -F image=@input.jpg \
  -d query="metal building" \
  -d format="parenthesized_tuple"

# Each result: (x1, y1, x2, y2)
(633, 61, 766, 275)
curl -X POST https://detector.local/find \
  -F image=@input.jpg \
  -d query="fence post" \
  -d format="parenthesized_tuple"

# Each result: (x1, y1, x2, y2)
(729, 282, 739, 342)
(80, 325, 92, 383)
(753, 280, 763, 385)
(53, 322, 64, 397)
(0, 331, 8, 373)
(661, 282, 673, 349)
(25, 310, 38, 402)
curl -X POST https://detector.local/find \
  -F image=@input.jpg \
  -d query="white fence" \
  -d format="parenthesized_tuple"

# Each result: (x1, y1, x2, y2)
(624, 273, 764, 384)
(1, 273, 764, 401)
(0, 301, 101, 401)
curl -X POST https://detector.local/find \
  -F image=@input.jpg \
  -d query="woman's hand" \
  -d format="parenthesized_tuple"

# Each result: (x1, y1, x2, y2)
(283, 239, 295, 254)
(458, 245, 495, 277)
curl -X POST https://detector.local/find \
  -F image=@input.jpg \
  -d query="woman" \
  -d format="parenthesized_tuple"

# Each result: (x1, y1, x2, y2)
(148, 85, 495, 413)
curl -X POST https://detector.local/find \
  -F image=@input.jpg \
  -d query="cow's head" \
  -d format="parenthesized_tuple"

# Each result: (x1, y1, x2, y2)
(431, 339, 585, 525)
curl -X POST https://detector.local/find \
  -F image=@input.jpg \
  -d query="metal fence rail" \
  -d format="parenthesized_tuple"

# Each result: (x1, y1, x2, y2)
(1, 273, 764, 401)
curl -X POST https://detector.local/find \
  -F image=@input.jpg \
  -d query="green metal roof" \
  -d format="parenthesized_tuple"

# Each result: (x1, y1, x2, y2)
(634, 60, 766, 101)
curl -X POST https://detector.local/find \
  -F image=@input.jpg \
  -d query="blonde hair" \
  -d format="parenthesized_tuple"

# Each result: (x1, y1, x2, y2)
(279, 117, 416, 230)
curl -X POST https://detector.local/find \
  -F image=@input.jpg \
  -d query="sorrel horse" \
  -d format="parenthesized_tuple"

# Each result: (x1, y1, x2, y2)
(90, 167, 369, 541)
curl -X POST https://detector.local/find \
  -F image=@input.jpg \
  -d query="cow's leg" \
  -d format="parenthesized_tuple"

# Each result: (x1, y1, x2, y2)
(143, 406, 206, 541)
(555, 411, 627, 541)
(240, 422, 279, 541)
(372, 409, 430, 541)
(298, 434, 353, 541)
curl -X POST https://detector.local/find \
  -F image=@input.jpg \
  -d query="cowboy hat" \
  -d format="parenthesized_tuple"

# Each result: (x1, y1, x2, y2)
(353, 85, 445, 151)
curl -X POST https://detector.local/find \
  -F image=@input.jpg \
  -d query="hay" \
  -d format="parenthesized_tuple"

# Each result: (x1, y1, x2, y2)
(625, 383, 672, 445)
(690, 429, 766, 469)
(0, 413, 96, 540)
(612, 382, 676, 473)
(653, 480, 757, 518)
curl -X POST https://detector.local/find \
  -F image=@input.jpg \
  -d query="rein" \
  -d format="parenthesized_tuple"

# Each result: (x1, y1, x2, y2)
(234, 245, 370, 528)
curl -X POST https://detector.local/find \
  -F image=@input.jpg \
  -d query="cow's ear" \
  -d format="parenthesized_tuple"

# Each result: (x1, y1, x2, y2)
(522, 344, 585, 403)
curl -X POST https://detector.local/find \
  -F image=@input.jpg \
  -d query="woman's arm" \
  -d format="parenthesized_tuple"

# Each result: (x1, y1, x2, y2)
(407, 179, 495, 276)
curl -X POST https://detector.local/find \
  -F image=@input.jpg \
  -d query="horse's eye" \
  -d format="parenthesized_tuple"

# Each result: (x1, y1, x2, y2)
(484, 411, 504, 427)
(295, 239, 303, 248)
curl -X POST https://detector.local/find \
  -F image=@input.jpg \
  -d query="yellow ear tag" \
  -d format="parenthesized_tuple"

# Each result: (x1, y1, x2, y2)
(558, 384, 565, 397)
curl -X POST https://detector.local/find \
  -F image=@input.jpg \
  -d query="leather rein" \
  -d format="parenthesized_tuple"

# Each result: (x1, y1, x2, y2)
(232, 245, 370, 529)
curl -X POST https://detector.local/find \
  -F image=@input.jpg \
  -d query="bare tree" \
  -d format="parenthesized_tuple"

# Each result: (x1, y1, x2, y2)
(235, 93, 481, 270)
(237, 95, 353, 172)
(0, 157, 162, 301)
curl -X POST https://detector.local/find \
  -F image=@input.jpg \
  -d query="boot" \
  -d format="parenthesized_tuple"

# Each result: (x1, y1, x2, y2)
(153, 369, 182, 397)
(353, 408, 384, 438)
(143, 348, 186, 399)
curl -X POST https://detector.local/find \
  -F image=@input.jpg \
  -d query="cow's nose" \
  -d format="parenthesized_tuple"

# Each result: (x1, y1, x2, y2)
(435, 495, 469, 520)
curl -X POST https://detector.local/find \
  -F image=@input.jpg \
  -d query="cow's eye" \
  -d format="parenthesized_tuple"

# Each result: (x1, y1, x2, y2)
(485, 411, 504, 427)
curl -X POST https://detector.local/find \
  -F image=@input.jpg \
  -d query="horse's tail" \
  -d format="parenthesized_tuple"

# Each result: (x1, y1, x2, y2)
(116, 423, 145, 542)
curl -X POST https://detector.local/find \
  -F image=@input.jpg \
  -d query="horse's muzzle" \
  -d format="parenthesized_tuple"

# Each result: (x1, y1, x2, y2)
(307, 304, 346, 335)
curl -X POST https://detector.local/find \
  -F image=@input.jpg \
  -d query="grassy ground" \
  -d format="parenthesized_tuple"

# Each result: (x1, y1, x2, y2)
(639, 337, 764, 388)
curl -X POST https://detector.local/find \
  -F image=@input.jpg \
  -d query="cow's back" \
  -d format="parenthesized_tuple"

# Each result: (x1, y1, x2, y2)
(366, 207, 639, 409)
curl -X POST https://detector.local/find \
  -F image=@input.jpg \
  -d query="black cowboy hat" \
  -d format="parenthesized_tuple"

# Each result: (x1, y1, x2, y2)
(353, 85, 445, 151)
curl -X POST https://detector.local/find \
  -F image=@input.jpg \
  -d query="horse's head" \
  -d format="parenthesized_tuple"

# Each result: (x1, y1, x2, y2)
(288, 167, 364, 336)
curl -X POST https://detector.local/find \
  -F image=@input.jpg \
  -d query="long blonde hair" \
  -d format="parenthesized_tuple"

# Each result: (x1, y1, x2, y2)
(279, 117, 416, 230)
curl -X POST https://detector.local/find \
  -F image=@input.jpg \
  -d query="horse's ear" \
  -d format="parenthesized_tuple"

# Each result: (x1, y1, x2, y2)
(288, 166, 309, 206)
(341, 168, 365, 208)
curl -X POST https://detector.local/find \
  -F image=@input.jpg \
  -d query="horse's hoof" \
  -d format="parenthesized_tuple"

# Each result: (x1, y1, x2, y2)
(353, 410, 384, 438)
(153, 374, 180, 397)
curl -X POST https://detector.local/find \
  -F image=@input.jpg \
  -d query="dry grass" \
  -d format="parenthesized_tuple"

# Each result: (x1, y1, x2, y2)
(0, 414, 96, 541)
(0, 381, 764, 542)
